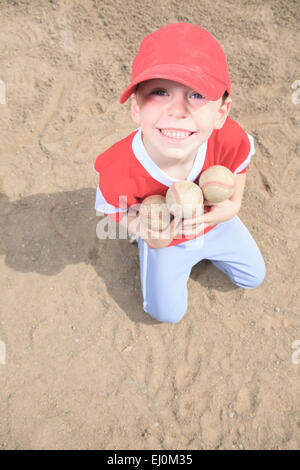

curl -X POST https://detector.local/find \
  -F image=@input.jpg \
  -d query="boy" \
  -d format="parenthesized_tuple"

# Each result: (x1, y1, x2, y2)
(94, 23, 266, 323)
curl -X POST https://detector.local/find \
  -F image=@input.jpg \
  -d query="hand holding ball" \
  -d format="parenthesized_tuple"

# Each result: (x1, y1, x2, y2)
(139, 165, 234, 238)
(139, 195, 172, 232)
(199, 165, 235, 203)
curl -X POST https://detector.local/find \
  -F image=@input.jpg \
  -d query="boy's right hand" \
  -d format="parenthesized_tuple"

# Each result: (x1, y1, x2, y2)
(143, 216, 182, 249)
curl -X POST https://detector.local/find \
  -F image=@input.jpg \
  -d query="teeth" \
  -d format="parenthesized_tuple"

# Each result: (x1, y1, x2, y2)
(160, 129, 192, 138)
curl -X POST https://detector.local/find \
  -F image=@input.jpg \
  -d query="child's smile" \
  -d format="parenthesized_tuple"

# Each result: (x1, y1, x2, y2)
(157, 127, 196, 143)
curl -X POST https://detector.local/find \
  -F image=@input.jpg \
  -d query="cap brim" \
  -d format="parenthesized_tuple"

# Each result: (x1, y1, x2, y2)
(119, 64, 228, 104)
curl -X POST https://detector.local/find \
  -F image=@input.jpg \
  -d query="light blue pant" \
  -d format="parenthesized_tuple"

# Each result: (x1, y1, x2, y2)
(137, 216, 266, 323)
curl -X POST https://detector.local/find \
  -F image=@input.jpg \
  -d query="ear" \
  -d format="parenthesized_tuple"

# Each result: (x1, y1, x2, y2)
(131, 94, 141, 125)
(214, 96, 232, 130)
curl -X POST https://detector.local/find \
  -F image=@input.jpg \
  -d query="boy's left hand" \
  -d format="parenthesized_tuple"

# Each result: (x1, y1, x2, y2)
(181, 199, 241, 237)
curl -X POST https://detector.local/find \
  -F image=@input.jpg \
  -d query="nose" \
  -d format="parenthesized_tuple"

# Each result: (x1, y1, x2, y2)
(167, 93, 188, 118)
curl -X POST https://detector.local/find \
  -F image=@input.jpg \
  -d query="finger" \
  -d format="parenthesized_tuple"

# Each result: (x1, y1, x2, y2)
(173, 217, 183, 232)
(182, 216, 204, 229)
(146, 227, 161, 239)
(183, 224, 206, 236)
(182, 221, 194, 230)
(202, 217, 215, 227)
(173, 216, 182, 226)
(183, 215, 204, 227)
(203, 201, 216, 207)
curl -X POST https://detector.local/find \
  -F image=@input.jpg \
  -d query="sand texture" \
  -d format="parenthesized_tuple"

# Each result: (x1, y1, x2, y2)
(0, 0, 299, 450)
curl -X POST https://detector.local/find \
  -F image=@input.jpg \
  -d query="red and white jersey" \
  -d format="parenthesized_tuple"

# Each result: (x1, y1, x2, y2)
(94, 117, 255, 247)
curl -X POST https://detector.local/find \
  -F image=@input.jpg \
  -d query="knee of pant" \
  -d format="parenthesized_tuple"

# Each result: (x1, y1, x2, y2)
(240, 262, 266, 289)
(146, 306, 187, 324)
(252, 261, 266, 288)
(157, 311, 186, 323)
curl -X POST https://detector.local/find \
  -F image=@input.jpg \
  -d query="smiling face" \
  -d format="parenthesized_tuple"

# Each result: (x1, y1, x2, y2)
(131, 79, 231, 165)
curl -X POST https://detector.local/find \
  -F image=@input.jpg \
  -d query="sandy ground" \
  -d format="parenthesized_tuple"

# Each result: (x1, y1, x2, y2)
(0, 0, 300, 450)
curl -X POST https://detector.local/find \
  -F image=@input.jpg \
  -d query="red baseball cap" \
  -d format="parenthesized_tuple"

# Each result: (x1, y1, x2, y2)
(119, 23, 231, 104)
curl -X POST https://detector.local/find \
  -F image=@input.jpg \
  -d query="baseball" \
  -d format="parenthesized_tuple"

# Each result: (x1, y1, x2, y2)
(199, 165, 235, 203)
(166, 180, 203, 219)
(139, 195, 172, 231)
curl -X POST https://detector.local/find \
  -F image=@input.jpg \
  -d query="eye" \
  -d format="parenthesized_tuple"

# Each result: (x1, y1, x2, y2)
(191, 92, 205, 100)
(150, 89, 168, 96)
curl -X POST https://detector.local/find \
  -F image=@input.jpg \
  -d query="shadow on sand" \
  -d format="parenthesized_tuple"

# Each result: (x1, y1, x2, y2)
(0, 188, 238, 324)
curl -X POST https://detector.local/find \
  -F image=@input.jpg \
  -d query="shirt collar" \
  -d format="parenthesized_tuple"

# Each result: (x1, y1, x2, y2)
(132, 128, 207, 187)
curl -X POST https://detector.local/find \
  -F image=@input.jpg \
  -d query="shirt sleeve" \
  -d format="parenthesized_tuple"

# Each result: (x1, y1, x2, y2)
(94, 185, 128, 222)
(93, 145, 140, 222)
(215, 118, 256, 175)
(233, 132, 255, 175)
